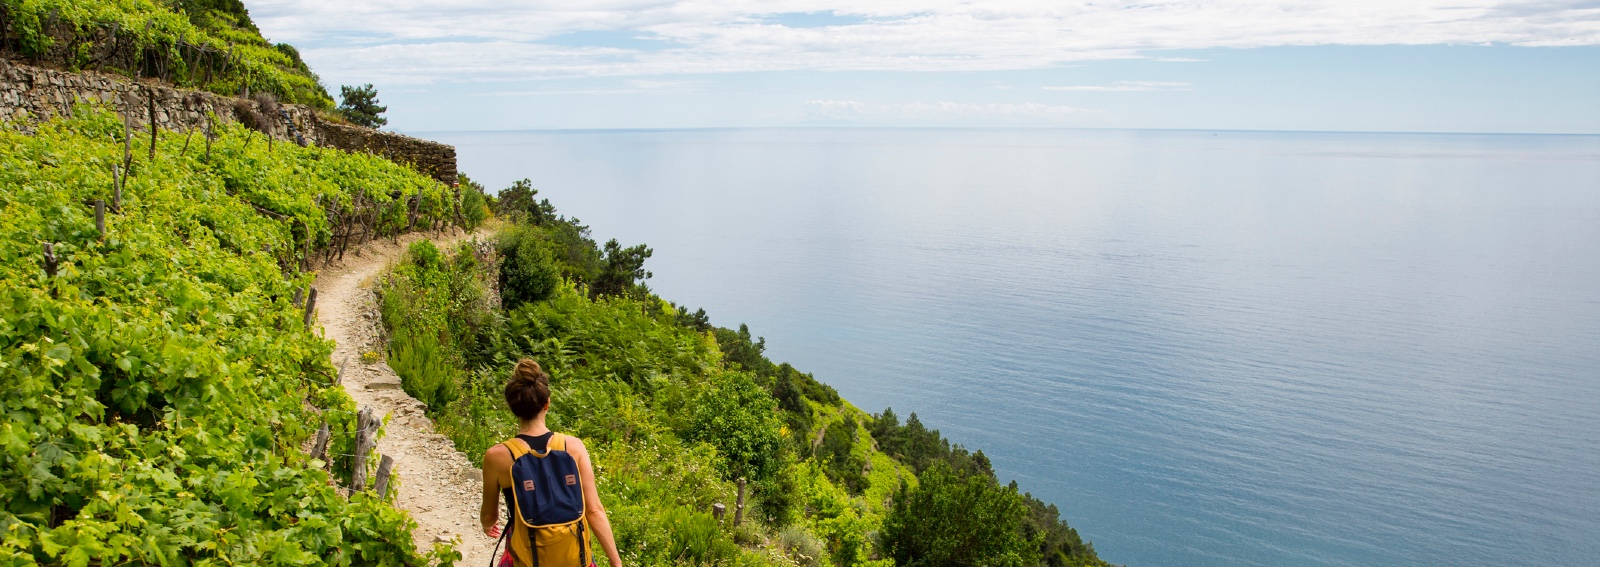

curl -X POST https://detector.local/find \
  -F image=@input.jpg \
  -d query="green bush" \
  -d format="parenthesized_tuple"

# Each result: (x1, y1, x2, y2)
(497, 223, 561, 310)
(388, 327, 460, 411)
(665, 507, 740, 565)
(776, 525, 826, 567)
(683, 371, 786, 484)
(461, 182, 490, 230)
(880, 463, 1040, 567)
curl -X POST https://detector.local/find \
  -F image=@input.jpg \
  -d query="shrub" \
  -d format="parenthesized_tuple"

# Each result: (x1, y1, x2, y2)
(497, 223, 561, 310)
(879, 463, 1040, 567)
(388, 327, 460, 411)
(664, 507, 740, 565)
(777, 525, 826, 567)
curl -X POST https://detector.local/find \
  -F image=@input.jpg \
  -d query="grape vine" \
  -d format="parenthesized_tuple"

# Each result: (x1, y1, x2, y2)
(0, 107, 462, 565)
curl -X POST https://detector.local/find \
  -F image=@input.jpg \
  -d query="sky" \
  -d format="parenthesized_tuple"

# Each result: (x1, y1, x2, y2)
(246, 1, 1600, 134)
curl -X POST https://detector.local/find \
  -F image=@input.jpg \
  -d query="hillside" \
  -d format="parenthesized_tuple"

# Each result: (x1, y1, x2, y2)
(0, 0, 333, 109)
(374, 188, 1116, 567)
(0, 107, 473, 563)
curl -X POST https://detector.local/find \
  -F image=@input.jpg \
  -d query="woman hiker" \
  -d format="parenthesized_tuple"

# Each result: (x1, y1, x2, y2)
(480, 359, 624, 567)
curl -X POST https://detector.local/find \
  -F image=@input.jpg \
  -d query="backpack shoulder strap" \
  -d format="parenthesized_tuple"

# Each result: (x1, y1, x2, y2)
(503, 437, 532, 460)
(548, 433, 568, 452)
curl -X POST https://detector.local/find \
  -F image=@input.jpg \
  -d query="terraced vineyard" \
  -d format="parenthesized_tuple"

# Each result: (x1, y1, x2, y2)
(0, 0, 335, 108)
(0, 107, 475, 565)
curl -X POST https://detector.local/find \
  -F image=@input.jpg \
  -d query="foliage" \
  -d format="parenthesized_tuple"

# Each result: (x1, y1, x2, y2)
(591, 239, 653, 299)
(458, 175, 491, 231)
(380, 240, 497, 413)
(496, 223, 560, 311)
(370, 179, 1117, 567)
(0, 0, 336, 108)
(388, 326, 461, 412)
(684, 371, 786, 484)
(663, 507, 741, 564)
(880, 463, 1040, 567)
(869, 408, 994, 478)
(0, 108, 455, 564)
(338, 84, 388, 129)
(818, 416, 868, 494)
(1020, 494, 1111, 567)
(496, 178, 556, 225)
(776, 525, 827, 567)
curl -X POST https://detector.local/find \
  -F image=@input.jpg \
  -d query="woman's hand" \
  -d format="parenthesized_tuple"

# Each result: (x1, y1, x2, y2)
(484, 522, 502, 539)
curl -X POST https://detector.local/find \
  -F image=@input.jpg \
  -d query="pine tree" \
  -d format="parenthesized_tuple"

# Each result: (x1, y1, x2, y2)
(338, 84, 388, 128)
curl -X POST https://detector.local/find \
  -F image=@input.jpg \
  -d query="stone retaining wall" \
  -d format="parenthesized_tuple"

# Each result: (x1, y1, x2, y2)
(0, 58, 456, 184)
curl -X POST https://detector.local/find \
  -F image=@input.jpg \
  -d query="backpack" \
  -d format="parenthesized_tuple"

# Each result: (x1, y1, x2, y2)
(497, 433, 593, 567)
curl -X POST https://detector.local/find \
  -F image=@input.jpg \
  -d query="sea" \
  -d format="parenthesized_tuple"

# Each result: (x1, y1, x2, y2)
(422, 128, 1600, 567)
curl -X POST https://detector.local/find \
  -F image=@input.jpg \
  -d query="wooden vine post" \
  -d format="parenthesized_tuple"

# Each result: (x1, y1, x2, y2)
(734, 477, 747, 527)
(204, 113, 213, 161)
(712, 503, 726, 522)
(122, 115, 133, 171)
(41, 243, 57, 277)
(94, 200, 105, 238)
(110, 164, 122, 211)
(302, 287, 318, 328)
(374, 455, 395, 499)
(147, 90, 157, 160)
(351, 407, 377, 492)
(335, 356, 349, 386)
(310, 423, 330, 462)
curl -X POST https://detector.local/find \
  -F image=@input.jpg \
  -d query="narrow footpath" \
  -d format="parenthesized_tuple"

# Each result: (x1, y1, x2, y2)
(312, 229, 497, 564)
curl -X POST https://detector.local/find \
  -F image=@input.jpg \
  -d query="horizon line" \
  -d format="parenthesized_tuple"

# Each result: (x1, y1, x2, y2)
(402, 125, 1600, 137)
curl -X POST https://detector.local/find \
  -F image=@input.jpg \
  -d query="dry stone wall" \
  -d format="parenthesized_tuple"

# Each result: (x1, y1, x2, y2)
(0, 58, 456, 184)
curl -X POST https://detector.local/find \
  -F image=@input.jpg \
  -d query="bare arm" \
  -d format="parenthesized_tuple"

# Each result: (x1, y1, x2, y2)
(481, 444, 511, 538)
(570, 437, 624, 567)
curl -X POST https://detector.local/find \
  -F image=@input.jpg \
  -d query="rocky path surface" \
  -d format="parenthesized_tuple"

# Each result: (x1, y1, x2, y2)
(312, 229, 497, 564)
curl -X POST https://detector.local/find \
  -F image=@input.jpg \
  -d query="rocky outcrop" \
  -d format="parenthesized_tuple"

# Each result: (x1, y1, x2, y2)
(0, 58, 456, 184)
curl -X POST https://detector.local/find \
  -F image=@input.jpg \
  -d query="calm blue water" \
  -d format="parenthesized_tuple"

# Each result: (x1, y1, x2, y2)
(426, 128, 1600, 567)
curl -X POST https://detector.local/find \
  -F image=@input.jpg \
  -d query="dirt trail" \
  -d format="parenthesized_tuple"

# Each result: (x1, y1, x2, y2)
(312, 229, 498, 565)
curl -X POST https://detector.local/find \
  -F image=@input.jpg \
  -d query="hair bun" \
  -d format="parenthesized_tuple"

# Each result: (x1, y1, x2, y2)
(513, 359, 545, 383)
(505, 359, 552, 420)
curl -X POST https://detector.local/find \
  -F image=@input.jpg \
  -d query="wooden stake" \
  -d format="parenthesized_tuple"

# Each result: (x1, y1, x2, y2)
(734, 477, 746, 527)
(310, 423, 330, 461)
(302, 288, 318, 328)
(181, 129, 193, 156)
(147, 92, 157, 160)
(204, 114, 213, 161)
(122, 116, 133, 170)
(110, 164, 122, 211)
(335, 356, 350, 386)
(374, 454, 395, 498)
(41, 243, 57, 277)
(292, 287, 304, 308)
(351, 407, 377, 492)
(94, 200, 105, 238)
(712, 503, 726, 522)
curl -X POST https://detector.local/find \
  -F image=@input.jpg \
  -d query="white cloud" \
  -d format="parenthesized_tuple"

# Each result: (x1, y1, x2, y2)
(804, 99, 1102, 123)
(247, 1, 1600, 83)
(1043, 81, 1192, 92)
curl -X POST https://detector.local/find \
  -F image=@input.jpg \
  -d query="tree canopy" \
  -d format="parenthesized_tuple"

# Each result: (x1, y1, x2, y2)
(881, 463, 1041, 567)
(339, 84, 389, 128)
